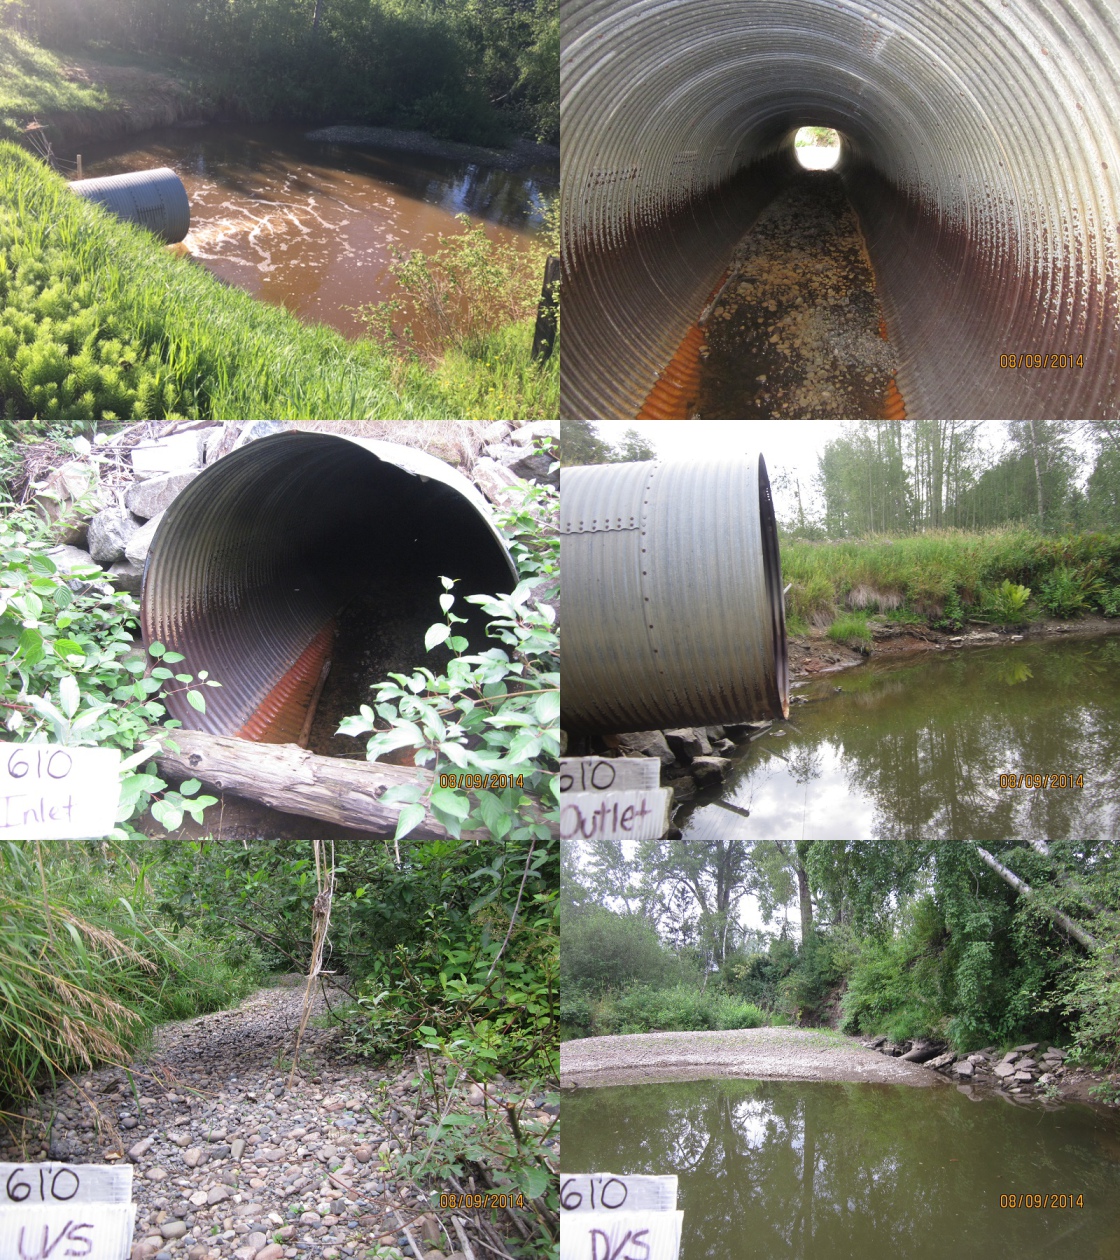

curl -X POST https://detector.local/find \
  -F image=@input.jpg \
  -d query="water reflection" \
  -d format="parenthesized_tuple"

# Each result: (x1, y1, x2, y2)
(680, 637, 1120, 841)
(563, 1080, 1120, 1259)
(78, 124, 555, 336)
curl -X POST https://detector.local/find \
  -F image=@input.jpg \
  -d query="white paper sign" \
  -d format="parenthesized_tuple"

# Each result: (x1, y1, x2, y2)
(0, 1203, 135, 1260)
(560, 1174, 677, 1213)
(560, 1210, 682, 1260)
(0, 747, 121, 840)
(560, 790, 671, 841)
(560, 758, 661, 793)
(0, 1165, 133, 1207)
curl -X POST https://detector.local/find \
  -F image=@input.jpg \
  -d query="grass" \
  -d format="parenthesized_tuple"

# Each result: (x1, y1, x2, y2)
(0, 141, 551, 423)
(560, 985, 768, 1039)
(0, 841, 262, 1106)
(0, 29, 111, 141)
(827, 612, 873, 651)
(781, 528, 1120, 634)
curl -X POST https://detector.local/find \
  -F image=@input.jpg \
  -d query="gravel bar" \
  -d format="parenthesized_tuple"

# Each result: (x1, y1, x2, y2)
(560, 1027, 943, 1089)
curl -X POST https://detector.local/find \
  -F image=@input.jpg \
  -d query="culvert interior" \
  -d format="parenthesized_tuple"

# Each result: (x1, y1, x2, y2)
(141, 432, 517, 754)
(561, 0, 1120, 420)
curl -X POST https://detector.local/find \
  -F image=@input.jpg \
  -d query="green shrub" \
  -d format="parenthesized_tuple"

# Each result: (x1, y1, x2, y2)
(570, 985, 767, 1037)
(561, 907, 673, 995)
(984, 579, 1033, 625)
(1038, 566, 1099, 617)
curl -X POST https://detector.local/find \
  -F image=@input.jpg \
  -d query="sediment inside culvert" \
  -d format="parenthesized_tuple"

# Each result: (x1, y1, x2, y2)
(560, 0, 1120, 421)
(694, 176, 898, 418)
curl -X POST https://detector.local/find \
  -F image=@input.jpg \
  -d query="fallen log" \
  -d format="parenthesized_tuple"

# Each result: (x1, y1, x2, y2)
(151, 728, 486, 841)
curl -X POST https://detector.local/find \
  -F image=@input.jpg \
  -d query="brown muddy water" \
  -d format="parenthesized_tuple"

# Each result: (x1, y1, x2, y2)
(76, 123, 556, 336)
(563, 1078, 1120, 1259)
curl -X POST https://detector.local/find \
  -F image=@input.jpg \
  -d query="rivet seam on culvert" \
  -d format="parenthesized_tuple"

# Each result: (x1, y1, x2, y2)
(560, 0, 1120, 419)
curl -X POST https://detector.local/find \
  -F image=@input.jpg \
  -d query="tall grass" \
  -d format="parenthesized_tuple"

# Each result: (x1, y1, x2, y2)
(0, 143, 546, 424)
(0, 29, 111, 141)
(0, 841, 260, 1106)
(781, 529, 1120, 630)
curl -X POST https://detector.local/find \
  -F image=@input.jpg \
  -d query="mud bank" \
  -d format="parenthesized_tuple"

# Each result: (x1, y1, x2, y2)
(791, 615, 1120, 680)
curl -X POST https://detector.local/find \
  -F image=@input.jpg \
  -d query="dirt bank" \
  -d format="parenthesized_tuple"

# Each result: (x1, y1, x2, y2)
(306, 125, 559, 172)
(559, 1027, 942, 1089)
(791, 614, 1120, 680)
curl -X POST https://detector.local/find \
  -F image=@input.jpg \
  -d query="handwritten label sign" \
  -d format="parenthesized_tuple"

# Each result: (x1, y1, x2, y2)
(0, 747, 121, 840)
(560, 790, 671, 841)
(560, 1210, 682, 1260)
(560, 1175, 677, 1213)
(0, 1203, 135, 1260)
(0, 1165, 133, 1206)
(560, 758, 660, 794)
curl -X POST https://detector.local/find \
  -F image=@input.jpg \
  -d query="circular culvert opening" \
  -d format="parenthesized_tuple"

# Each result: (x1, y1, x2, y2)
(141, 431, 517, 752)
(794, 126, 842, 170)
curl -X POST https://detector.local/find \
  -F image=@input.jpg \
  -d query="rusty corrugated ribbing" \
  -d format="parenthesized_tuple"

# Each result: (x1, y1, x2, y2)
(561, 0, 1120, 420)
(235, 623, 336, 744)
(141, 432, 518, 741)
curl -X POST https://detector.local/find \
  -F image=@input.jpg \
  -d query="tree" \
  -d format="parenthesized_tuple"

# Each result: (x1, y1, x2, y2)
(560, 420, 612, 466)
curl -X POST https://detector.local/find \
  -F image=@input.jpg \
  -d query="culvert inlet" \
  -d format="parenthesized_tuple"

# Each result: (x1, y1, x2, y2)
(560, 0, 1120, 420)
(141, 432, 518, 749)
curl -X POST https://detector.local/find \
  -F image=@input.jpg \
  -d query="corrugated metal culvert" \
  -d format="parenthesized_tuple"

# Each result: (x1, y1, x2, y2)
(561, 454, 788, 733)
(69, 167, 190, 244)
(141, 432, 518, 744)
(560, 0, 1120, 419)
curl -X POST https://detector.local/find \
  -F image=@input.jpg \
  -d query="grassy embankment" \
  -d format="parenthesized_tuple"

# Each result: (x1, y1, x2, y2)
(0, 141, 557, 422)
(782, 529, 1120, 648)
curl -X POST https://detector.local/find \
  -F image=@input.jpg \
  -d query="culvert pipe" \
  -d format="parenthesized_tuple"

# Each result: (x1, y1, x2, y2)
(69, 167, 190, 244)
(141, 432, 518, 743)
(561, 454, 788, 733)
(560, 0, 1120, 419)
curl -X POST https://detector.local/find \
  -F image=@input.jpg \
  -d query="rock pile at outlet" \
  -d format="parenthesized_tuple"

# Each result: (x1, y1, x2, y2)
(860, 1035, 1075, 1100)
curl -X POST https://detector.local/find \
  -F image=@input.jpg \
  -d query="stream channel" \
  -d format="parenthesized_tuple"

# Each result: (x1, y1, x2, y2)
(677, 635, 1120, 841)
(77, 123, 556, 336)
(563, 1078, 1120, 1258)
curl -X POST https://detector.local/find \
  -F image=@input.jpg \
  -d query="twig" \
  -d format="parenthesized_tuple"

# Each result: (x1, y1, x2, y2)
(394, 1209, 423, 1260)
(486, 834, 537, 982)
(452, 1216, 478, 1260)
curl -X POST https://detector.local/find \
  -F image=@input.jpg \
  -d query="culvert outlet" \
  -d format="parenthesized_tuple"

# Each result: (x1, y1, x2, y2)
(560, 0, 1120, 419)
(141, 432, 518, 744)
(69, 168, 190, 244)
(561, 454, 788, 733)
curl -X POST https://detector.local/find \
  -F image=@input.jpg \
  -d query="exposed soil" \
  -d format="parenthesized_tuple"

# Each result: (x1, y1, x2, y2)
(696, 175, 898, 419)
(790, 615, 1120, 681)
(559, 1027, 941, 1089)
(305, 126, 559, 173)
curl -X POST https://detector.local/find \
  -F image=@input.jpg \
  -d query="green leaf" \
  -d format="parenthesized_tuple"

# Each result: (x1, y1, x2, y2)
(424, 622, 451, 652)
(534, 690, 560, 724)
(18, 627, 44, 665)
(440, 576, 455, 591)
(52, 638, 85, 662)
(151, 667, 174, 680)
(439, 593, 455, 613)
(162, 651, 185, 663)
(394, 802, 426, 842)
(429, 788, 470, 821)
(150, 800, 184, 830)
(447, 636, 469, 652)
(149, 642, 166, 658)
(186, 690, 207, 713)
(179, 778, 202, 796)
(58, 674, 80, 719)
(475, 791, 508, 836)
(28, 553, 56, 575)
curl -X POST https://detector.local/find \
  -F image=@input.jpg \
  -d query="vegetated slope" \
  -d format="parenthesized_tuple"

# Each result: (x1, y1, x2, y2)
(0, 142, 468, 422)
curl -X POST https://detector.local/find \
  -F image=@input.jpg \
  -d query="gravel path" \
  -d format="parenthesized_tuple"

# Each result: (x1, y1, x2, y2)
(2, 981, 554, 1260)
(560, 1027, 942, 1089)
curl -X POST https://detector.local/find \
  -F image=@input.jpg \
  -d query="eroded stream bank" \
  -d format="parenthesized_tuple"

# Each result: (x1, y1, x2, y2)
(639, 174, 902, 419)
(74, 123, 557, 336)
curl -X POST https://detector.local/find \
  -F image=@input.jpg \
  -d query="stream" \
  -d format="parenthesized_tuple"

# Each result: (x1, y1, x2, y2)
(563, 1078, 1120, 1259)
(76, 123, 556, 336)
(678, 635, 1120, 841)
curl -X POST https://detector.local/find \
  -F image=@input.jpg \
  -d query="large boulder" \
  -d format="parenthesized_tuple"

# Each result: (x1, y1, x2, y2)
(126, 470, 200, 520)
(125, 512, 165, 566)
(130, 431, 205, 478)
(87, 508, 141, 564)
(664, 727, 712, 760)
(471, 457, 523, 506)
(690, 756, 732, 786)
(615, 730, 675, 766)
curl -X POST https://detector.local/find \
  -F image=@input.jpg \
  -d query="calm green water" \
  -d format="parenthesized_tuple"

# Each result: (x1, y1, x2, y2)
(562, 1079, 1120, 1259)
(678, 635, 1120, 840)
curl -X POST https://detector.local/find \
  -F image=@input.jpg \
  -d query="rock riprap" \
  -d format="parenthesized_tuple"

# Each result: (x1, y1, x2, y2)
(0, 983, 554, 1260)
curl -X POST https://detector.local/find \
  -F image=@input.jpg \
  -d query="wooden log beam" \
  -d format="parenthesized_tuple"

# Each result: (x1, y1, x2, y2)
(151, 728, 486, 841)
